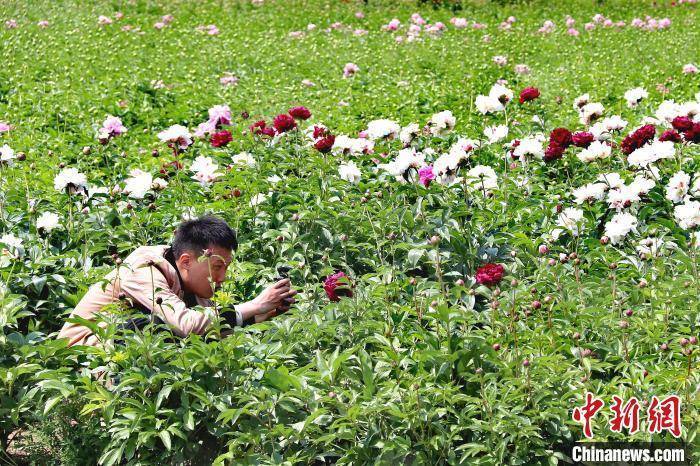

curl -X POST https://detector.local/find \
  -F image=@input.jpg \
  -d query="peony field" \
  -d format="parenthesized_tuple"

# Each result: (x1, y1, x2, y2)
(1, 0, 699, 464)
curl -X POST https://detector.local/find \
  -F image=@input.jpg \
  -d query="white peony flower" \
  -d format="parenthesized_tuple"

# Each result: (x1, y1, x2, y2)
(338, 161, 361, 184)
(366, 119, 401, 140)
(54, 168, 88, 194)
(190, 156, 221, 186)
(573, 93, 590, 110)
(250, 193, 267, 207)
(636, 237, 675, 259)
(483, 125, 508, 144)
(489, 83, 514, 105)
(0, 144, 15, 165)
(399, 123, 420, 145)
(513, 136, 544, 160)
(475, 95, 503, 114)
(36, 212, 60, 233)
(607, 185, 641, 211)
(629, 174, 656, 196)
(579, 102, 605, 125)
(1, 233, 22, 250)
(604, 212, 638, 245)
(157, 124, 192, 149)
(577, 141, 611, 163)
(655, 100, 682, 124)
(674, 201, 700, 230)
(152, 178, 169, 190)
(465, 165, 498, 190)
(557, 208, 585, 236)
(572, 182, 607, 204)
(379, 148, 426, 178)
(627, 140, 675, 167)
(597, 172, 625, 190)
(427, 110, 456, 136)
(123, 169, 153, 199)
(231, 152, 256, 167)
(665, 171, 691, 203)
(624, 87, 648, 108)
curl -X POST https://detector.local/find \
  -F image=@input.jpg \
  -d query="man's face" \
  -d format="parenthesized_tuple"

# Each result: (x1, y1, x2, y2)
(177, 245, 233, 299)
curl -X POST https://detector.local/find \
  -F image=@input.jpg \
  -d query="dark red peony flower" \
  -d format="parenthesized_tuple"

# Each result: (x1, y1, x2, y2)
(273, 113, 297, 133)
(475, 263, 505, 287)
(544, 143, 565, 162)
(671, 116, 693, 132)
(313, 125, 329, 139)
(684, 123, 700, 143)
(509, 139, 521, 159)
(249, 120, 267, 135)
(324, 271, 353, 302)
(659, 129, 681, 143)
(620, 124, 655, 155)
(261, 127, 276, 137)
(289, 106, 312, 120)
(211, 130, 233, 147)
(314, 135, 335, 153)
(519, 87, 540, 104)
(572, 131, 594, 148)
(549, 128, 573, 148)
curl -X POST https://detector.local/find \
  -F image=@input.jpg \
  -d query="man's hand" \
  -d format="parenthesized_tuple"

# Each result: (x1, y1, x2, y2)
(251, 278, 297, 314)
(233, 279, 297, 324)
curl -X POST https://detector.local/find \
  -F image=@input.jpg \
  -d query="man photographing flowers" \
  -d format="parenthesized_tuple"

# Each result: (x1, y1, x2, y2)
(58, 215, 297, 347)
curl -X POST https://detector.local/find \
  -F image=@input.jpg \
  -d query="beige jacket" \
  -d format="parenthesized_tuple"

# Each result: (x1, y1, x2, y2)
(58, 245, 225, 347)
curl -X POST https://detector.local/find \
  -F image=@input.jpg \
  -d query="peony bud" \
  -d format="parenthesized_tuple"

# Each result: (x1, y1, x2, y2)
(492, 343, 501, 351)
(82, 146, 91, 155)
(531, 300, 542, 309)
(522, 359, 530, 367)
(619, 320, 629, 329)
(538, 244, 549, 255)
(456, 278, 465, 287)
(429, 235, 440, 246)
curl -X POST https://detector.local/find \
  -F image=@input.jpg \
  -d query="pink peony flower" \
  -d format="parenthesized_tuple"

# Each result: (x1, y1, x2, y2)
(514, 64, 530, 75)
(682, 64, 698, 74)
(301, 79, 315, 87)
(584, 22, 595, 31)
(115, 12, 124, 20)
(383, 18, 400, 31)
(220, 73, 239, 86)
(99, 116, 127, 140)
(452, 18, 468, 28)
(343, 62, 359, 78)
(565, 16, 575, 28)
(0, 122, 11, 133)
(355, 11, 365, 19)
(411, 13, 426, 25)
(162, 14, 174, 24)
(154, 22, 166, 29)
(324, 271, 353, 302)
(37, 20, 49, 28)
(5, 19, 18, 29)
(208, 104, 232, 127)
(98, 15, 112, 26)
(568, 28, 579, 36)
(418, 165, 434, 187)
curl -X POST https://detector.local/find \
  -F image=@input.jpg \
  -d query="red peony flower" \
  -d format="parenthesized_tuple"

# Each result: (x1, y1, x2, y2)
(671, 116, 693, 132)
(261, 127, 276, 138)
(249, 120, 267, 135)
(572, 131, 594, 148)
(659, 129, 681, 143)
(519, 87, 540, 104)
(475, 263, 505, 287)
(211, 130, 232, 147)
(324, 271, 353, 302)
(273, 113, 297, 133)
(684, 123, 700, 143)
(549, 128, 573, 148)
(620, 124, 655, 155)
(289, 106, 312, 120)
(314, 135, 335, 153)
(544, 143, 565, 162)
(313, 125, 329, 139)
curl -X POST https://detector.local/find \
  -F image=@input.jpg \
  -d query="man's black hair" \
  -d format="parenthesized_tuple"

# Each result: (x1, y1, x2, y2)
(171, 215, 238, 258)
